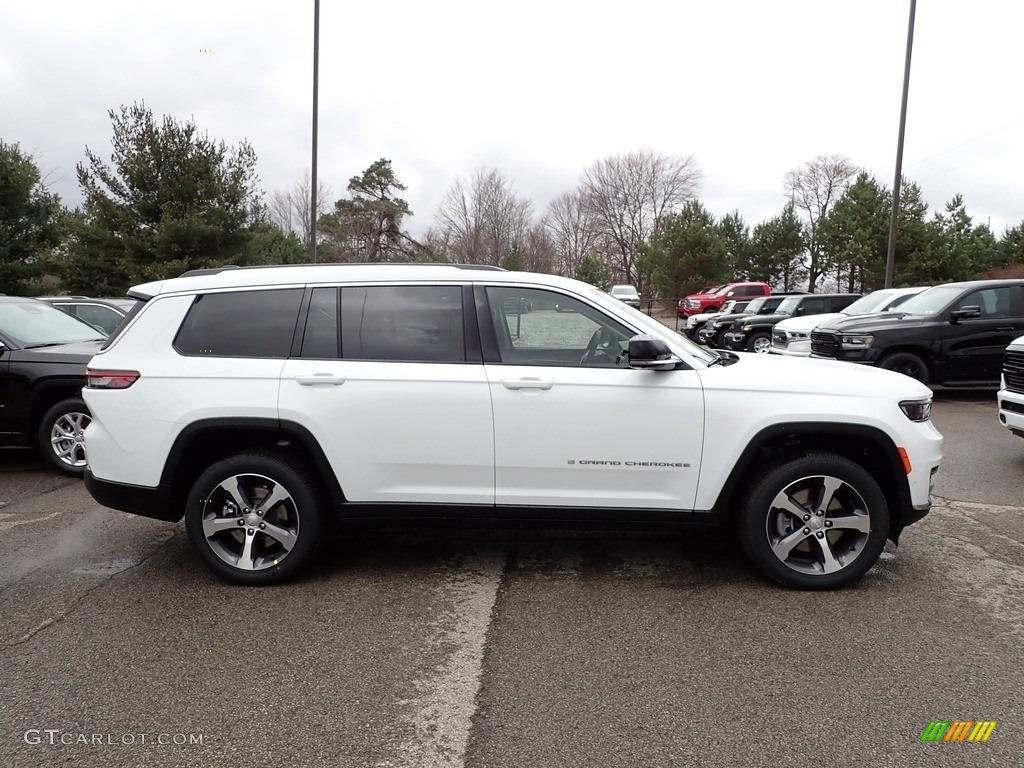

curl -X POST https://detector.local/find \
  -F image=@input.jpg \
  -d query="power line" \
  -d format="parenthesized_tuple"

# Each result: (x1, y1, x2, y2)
(905, 115, 1024, 169)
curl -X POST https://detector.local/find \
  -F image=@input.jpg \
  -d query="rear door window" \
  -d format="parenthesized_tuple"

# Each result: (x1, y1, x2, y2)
(340, 285, 466, 362)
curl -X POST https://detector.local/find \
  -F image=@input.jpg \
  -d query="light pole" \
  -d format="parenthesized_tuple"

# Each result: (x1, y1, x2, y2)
(885, 0, 917, 288)
(309, 0, 320, 263)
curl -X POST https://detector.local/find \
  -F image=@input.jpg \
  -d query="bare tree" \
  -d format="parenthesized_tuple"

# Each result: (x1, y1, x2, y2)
(579, 149, 702, 284)
(544, 191, 598, 277)
(784, 154, 857, 292)
(268, 170, 332, 253)
(521, 220, 557, 274)
(433, 167, 533, 267)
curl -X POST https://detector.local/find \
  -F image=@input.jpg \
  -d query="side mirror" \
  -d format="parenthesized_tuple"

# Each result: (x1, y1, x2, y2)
(950, 305, 981, 323)
(628, 334, 682, 371)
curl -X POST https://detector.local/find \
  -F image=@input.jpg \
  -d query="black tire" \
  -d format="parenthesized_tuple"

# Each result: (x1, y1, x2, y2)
(746, 332, 773, 354)
(37, 398, 91, 476)
(879, 352, 930, 386)
(184, 452, 326, 585)
(736, 452, 889, 590)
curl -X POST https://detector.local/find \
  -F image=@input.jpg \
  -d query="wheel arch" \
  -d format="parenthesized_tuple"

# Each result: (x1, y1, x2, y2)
(876, 345, 934, 372)
(710, 422, 912, 541)
(160, 418, 345, 521)
(29, 379, 88, 433)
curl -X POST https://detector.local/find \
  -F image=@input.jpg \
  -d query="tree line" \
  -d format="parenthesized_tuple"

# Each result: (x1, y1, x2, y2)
(2, 103, 1022, 298)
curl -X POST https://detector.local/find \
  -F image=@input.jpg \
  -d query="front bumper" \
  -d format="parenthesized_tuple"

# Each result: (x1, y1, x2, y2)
(722, 332, 746, 350)
(998, 386, 1024, 438)
(770, 340, 812, 357)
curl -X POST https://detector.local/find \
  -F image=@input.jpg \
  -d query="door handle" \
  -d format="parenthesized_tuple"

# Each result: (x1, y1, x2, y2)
(996, 326, 1015, 332)
(501, 378, 554, 391)
(295, 374, 347, 386)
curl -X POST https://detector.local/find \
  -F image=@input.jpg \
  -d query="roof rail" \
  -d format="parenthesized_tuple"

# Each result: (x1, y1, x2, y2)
(178, 265, 242, 278)
(177, 262, 506, 278)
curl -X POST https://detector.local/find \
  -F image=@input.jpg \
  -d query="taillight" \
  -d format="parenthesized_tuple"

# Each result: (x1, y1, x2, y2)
(86, 369, 140, 389)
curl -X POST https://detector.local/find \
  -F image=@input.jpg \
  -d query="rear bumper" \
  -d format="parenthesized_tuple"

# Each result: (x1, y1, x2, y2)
(84, 469, 180, 522)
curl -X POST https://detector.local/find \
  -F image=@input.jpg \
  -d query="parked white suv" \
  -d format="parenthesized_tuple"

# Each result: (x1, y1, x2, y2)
(82, 264, 942, 589)
(771, 286, 925, 357)
(998, 335, 1024, 439)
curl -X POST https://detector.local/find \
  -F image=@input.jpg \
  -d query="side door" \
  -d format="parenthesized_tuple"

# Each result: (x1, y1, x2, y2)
(480, 285, 704, 512)
(278, 284, 494, 505)
(939, 285, 1024, 383)
(0, 335, 12, 436)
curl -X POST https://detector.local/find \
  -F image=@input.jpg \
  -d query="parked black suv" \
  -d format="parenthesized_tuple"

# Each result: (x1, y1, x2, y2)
(698, 294, 802, 348)
(0, 296, 105, 474)
(722, 294, 861, 354)
(810, 280, 1024, 386)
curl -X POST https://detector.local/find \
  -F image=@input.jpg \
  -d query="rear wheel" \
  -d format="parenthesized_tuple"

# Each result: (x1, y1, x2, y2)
(879, 352, 929, 386)
(38, 398, 91, 476)
(737, 452, 889, 589)
(184, 453, 326, 585)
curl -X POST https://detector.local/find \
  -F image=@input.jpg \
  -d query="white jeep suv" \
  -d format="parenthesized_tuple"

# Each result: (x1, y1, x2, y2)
(82, 264, 942, 589)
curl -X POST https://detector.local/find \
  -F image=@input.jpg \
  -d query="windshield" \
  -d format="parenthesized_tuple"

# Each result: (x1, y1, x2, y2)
(744, 297, 768, 314)
(892, 285, 963, 316)
(775, 296, 801, 315)
(611, 286, 638, 297)
(0, 301, 106, 347)
(841, 290, 901, 315)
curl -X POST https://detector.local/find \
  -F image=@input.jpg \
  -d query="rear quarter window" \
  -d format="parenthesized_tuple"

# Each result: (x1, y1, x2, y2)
(173, 289, 304, 357)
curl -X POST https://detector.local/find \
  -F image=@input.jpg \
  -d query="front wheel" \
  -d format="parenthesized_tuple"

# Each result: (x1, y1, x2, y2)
(38, 398, 91, 476)
(737, 452, 889, 589)
(184, 453, 326, 585)
(747, 332, 773, 354)
(879, 352, 929, 386)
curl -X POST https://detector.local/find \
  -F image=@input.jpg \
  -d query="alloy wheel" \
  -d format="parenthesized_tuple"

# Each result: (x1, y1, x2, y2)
(762, 473, 873, 576)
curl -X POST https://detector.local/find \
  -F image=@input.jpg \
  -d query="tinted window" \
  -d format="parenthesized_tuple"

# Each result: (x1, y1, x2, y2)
(831, 295, 859, 312)
(174, 289, 303, 357)
(301, 287, 339, 358)
(959, 287, 1012, 318)
(73, 304, 124, 334)
(341, 285, 465, 362)
(798, 298, 826, 314)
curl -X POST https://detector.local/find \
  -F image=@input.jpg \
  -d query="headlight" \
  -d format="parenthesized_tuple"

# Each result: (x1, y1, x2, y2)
(899, 398, 932, 422)
(840, 334, 874, 347)
(742, 325, 755, 332)
(792, 331, 809, 339)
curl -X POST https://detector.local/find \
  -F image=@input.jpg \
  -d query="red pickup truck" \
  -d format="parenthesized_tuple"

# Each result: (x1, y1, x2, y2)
(677, 282, 771, 317)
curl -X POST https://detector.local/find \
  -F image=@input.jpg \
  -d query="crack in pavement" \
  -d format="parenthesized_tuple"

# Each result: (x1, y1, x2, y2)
(3, 530, 178, 649)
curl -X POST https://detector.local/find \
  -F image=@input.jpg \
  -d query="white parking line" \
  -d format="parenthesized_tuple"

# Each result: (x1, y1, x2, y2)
(0, 509, 67, 531)
(380, 548, 504, 768)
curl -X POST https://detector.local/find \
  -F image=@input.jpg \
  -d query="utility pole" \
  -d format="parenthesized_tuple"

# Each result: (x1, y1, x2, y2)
(885, 0, 917, 288)
(309, 0, 320, 263)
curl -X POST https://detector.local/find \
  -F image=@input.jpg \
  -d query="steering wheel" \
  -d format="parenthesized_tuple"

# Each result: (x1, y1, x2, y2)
(580, 327, 615, 365)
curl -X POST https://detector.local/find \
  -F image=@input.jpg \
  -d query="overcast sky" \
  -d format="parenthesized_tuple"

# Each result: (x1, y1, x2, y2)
(4, 0, 1024, 239)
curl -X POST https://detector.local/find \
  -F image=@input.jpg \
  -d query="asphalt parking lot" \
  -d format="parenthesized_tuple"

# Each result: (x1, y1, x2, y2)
(1, 390, 1022, 768)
